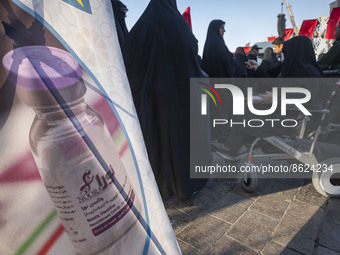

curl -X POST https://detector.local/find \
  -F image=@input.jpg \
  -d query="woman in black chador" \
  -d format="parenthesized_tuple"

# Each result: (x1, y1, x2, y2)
(201, 19, 234, 77)
(122, 0, 211, 200)
(279, 36, 323, 78)
(201, 19, 234, 142)
(110, 0, 128, 47)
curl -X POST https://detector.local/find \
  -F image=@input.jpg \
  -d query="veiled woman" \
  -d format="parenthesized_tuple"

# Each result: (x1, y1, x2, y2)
(201, 19, 234, 77)
(201, 19, 234, 142)
(122, 0, 211, 200)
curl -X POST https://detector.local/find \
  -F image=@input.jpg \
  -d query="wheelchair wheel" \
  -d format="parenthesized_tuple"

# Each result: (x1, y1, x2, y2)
(241, 171, 258, 193)
(312, 157, 340, 197)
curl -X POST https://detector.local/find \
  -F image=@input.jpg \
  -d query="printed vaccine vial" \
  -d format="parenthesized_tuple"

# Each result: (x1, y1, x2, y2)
(2, 46, 141, 254)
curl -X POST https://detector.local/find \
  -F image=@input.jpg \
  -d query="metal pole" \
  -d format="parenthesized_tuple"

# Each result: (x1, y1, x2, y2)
(285, 0, 299, 35)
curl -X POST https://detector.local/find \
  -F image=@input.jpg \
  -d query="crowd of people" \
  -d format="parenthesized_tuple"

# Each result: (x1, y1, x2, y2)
(116, 0, 340, 200)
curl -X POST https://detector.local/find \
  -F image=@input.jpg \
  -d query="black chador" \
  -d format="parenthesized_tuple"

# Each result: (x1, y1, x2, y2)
(122, 0, 211, 200)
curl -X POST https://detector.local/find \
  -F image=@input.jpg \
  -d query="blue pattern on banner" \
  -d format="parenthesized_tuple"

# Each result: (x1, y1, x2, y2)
(9, 1, 165, 254)
(62, 0, 92, 14)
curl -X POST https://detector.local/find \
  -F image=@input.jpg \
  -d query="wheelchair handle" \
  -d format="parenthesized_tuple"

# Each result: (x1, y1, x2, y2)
(322, 70, 340, 77)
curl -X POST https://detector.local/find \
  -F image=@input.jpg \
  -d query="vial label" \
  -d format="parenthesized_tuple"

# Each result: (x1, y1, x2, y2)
(41, 157, 140, 254)
(77, 165, 135, 237)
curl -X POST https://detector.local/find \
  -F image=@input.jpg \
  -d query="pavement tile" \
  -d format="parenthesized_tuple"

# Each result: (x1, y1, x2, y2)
(231, 184, 260, 200)
(286, 200, 325, 220)
(260, 180, 301, 194)
(318, 221, 340, 252)
(272, 201, 325, 255)
(166, 207, 197, 234)
(206, 178, 240, 193)
(207, 236, 258, 255)
(165, 187, 225, 218)
(178, 240, 204, 255)
(226, 210, 278, 251)
(295, 183, 328, 207)
(275, 178, 305, 188)
(324, 200, 340, 225)
(231, 179, 273, 200)
(173, 187, 224, 216)
(276, 214, 323, 237)
(250, 182, 299, 219)
(174, 201, 206, 217)
(188, 187, 225, 206)
(272, 224, 306, 247)
(272, 224, 317, 254)
(316, 246, 340, 255)
(286, 232, 316, 255)
(207, 192, 254, 224)
(177, 214, 231, 253)
(262, 240, 302, 255)
(328, 198, 340, 206)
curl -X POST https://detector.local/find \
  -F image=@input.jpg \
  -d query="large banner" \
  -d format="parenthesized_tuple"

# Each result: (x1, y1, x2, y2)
(0, 1, 180, 254)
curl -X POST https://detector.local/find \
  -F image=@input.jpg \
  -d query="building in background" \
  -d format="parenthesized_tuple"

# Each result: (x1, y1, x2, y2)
(330, 0, 340, 13)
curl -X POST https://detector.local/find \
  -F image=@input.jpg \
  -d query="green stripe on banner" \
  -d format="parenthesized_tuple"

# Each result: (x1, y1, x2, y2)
(14, 210, 58, 255)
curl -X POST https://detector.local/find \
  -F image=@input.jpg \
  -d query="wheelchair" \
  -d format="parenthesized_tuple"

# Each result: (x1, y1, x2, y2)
(215, 79, 340, 198)
(318, 70, 340, 144)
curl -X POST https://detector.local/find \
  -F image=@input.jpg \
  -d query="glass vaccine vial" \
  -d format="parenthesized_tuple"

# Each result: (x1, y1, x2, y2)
(2, 46, 141, 254)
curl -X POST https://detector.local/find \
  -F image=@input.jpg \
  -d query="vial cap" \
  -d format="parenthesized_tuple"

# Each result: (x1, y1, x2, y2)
(2, 46, 86, 107)
(2, 46, 82, 90)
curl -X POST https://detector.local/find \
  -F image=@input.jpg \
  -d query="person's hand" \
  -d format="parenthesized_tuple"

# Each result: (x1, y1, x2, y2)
(245, 60, 259, 70)
(257, 91, 272, 104)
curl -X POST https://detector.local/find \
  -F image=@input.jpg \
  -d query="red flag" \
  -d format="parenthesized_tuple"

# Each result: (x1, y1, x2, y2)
(284, 29, 294, 40)
(326, 7, 340, 39)
(182, 7, 192, 30)
(242, 46, 251, 53)
(267, 29, 293, 43)
(299, 19, 318, 37)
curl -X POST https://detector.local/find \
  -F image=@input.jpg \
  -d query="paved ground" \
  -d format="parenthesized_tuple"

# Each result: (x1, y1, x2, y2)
(165, 176, 340, 255)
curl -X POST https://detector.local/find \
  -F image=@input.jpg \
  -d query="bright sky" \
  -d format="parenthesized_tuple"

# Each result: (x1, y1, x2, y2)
(121, 0, 332, 54)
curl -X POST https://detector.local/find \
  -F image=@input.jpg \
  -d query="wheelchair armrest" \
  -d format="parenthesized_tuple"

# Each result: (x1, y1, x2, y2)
(286, 105, 325, 113)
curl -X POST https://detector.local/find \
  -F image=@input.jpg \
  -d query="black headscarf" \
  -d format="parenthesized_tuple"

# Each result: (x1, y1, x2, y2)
(122, 0, 210, 199)
(233, 47, 248, 77)
(279, 36, 323, 111)
(111, 0, 128, 47)
(201, 20, 234, 77)
(260, 47, 280, 72)
(281, 36, 323, 78)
